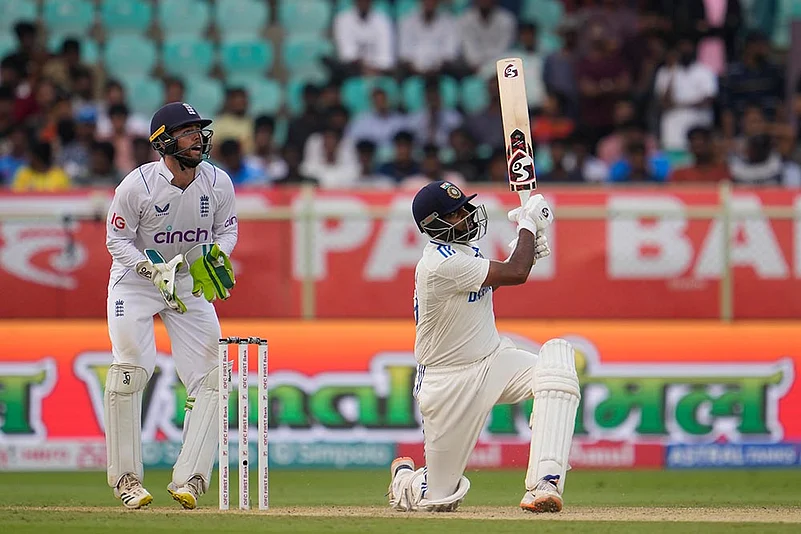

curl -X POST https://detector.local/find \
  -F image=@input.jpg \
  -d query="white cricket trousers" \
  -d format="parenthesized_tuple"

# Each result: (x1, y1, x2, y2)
(107, 272, 220, 397)
(414, 337, 536, 501)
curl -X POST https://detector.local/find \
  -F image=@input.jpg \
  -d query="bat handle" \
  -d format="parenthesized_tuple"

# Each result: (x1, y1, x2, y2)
(517, 190, 531, 207)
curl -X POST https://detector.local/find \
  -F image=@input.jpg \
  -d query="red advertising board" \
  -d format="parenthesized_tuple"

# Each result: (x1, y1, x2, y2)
(1, 187, 800, 319)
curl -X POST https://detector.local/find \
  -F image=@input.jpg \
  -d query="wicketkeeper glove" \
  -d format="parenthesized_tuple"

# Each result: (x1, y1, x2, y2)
(136, 250, 187, 313)
(185, 243, 236, 302)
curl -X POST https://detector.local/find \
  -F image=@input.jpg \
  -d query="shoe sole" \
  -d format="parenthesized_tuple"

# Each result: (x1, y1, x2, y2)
(121, 493, 153, 510)
(168, 489, 197, 510)
(520, 496, 563, 513)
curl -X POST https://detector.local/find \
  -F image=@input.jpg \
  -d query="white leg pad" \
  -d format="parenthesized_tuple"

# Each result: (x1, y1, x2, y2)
(172, 366, 219, 490)
(104, 364, 148, 488)
(391, 468, 471, 512)
(526, 338, 581, 494)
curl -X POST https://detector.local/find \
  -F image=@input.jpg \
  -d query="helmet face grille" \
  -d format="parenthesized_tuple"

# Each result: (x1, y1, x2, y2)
(420, 204, 488, 245)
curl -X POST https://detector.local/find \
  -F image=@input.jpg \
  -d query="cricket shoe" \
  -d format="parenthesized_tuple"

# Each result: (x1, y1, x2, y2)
(520, 475, 562, 513)
(114, 473, 153, 509)
(387, 456, 415, 507)
(168, 475, 205, 510)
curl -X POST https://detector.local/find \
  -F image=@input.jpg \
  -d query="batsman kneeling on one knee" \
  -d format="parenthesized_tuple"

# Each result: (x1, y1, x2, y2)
(388, 181, 580, 513)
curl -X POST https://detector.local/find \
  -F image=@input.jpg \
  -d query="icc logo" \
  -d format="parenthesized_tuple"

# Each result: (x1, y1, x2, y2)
(504, 64, 518, 78)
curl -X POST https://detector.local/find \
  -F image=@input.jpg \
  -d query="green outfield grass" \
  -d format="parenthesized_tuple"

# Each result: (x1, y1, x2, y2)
(0, 469, 799, 533)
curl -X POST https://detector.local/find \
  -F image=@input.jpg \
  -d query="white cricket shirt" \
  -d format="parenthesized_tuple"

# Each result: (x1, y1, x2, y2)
(105, 158, 238, 287)
(414, 240, 499, 367)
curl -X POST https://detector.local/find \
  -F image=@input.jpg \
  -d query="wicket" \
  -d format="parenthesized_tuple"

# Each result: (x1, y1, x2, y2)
(218, 336, 269, 511)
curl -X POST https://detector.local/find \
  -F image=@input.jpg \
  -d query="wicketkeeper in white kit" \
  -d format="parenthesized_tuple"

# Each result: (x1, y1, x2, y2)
(388, 181, 580, 513)
(104, 102, 237, 509)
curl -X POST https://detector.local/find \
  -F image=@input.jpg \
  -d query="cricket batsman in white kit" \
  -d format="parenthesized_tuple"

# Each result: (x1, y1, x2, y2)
(388, 181, 580, 513)
(104, 102, 237, 509)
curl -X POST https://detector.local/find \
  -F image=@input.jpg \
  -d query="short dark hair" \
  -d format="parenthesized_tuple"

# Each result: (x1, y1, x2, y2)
(108, 104, 129, 118)
(393, 130, 415, 145)
(14, 21, 36, 40)
(422, 143, 439, 157)
(254, 114, 275, 132)
(164, 76, 185, 91)
(356, 139, 376, 154)
(686, 125, 712, 141)
(61, 38, 81, 55)
(92, 140, 116, 162)
(220, 139, 241, 157)
(31, 142, 53, 165)
(0, 85, 14, 101)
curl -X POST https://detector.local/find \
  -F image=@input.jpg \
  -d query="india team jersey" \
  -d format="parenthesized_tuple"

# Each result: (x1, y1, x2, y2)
(105, 159, 238, 285)
(414, 240, 500, 367)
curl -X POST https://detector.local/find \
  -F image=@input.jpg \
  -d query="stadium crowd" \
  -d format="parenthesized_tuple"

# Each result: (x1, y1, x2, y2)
(0, 0, 800, 191)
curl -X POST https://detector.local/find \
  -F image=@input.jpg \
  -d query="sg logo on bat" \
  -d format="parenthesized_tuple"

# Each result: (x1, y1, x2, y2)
(503, 63, 519, 78)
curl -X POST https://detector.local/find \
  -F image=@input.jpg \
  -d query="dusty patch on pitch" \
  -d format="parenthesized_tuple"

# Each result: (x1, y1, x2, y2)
(4, 505, 801, 522)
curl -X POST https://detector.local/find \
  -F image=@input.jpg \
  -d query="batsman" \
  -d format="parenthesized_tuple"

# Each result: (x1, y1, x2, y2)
(104, 102, 237, 509)
(389, 180, 580, 513)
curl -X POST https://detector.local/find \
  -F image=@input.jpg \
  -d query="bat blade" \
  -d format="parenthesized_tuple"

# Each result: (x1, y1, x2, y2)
(496, 57, 536, 206)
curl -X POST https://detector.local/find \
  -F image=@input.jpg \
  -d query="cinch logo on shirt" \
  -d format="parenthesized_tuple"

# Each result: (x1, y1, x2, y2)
(154, 227, 209, 244)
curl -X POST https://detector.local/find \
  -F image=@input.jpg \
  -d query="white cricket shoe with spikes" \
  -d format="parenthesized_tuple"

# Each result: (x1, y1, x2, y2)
(520, 476, 563, 513)
(168, 475, 205, 510)
(113, 473, 153, 509)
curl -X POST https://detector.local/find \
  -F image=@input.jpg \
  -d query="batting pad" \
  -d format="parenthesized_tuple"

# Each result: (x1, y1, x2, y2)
(172, 366, 219, 490)
(526, 338, 581, 493)
(104, 364, 148, 488)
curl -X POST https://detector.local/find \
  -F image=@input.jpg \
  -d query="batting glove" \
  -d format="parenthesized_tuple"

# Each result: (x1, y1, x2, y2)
(136, 250, 187, 313)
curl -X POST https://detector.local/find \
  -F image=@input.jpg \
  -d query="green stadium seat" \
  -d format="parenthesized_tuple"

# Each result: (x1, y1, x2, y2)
(448, 0, 471, 14)
(162, 36, 215, 77)
(104, 35, 157, 78)
(335, 0, 391, 15)
(157, 0, 211, 36)
(100, 0, 152, 33)
(394, 0, 420, 20)
(219, 38, 273, 75)
(539, 31, 562, 54)
(401, 75, 458, 112)
(0, 0, 38, 33)
(227, 75, 284, 115)
(281, 33, 333, 76)
(273, 116, 288, 146)
(342, 76, 399, 115)
(214, 0, 269, 37)
(122, 77, 164, 116)
(278, 0, 331, 34)
(186, 76, 224, 117)
(43, 0, 95, 36)
(47, 35, 100, 64)
(285, 72, 329, 115)
(460, 76, 489, 114)
(521, 0, 564, 29)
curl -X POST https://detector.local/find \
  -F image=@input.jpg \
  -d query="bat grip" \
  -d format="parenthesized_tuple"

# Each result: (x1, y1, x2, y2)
(517, 190, 531, 206)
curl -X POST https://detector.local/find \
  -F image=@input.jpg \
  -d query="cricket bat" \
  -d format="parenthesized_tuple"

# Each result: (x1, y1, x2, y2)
(496, 57, 537, 206)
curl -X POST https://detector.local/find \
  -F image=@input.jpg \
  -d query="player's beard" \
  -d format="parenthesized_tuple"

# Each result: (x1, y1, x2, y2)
(175, 148, 204, 169)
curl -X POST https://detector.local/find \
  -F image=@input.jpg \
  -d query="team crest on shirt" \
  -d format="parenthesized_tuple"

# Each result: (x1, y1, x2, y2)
(154, 203, 170, 216)
(200, 195, 209, 217)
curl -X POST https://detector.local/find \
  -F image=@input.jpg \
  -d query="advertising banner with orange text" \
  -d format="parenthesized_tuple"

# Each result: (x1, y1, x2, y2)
(1, 320, 800, 470)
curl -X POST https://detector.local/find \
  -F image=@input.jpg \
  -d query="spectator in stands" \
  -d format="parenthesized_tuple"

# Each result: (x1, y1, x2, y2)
(458, 0, 516, 74)
(576, 23, 632, 148)
(570, 133, 609, 182)
(286, 83, 321, 150)
(163, 77, 185, 105)
(5, 22, 39, 78)
(398, 0, 459, 77)
(727, 104, 769, 160)
(464, 77, 504, 151)
(346, 87, 407, 152)
(531, 92, 575, 146)
(318, 81, 343, 111)
(577, 0, 638, 55)
(378, 131, 421, 182)
(11, 141, 70, 192)
(100, 104, 135, 172)
(721, 31, 784, 139)
(543, 19, 580, 120)
(42, 37, 102, 100)
(729, 133, 799, 186)
(69, 67, 98, 112)
(81, 140, 120, 187)
(794, 74, 801, 145)
(58, 110, 94, 182)
(131, 137, 158, 168)
(213, 87, 254, 155)
(447, 127, 482, 182)
(669, 126, 731, 183)
(401, 144, 465, 189)
(273, 144, 319, 187)
(247, 115, 287, 182)
(355, 139, 394, 187)
(0, 85, 14, 141)
(696, 0, 743, 76)
(486, 147, 509, 184)
(31, 80, 72, 145)
(655, 36, 717, 151)
(0, 56, 35, 123)
(513, 22, 546, 109)
(217, 139, 266, 187)
(301, 126, 360, 188)
(608, 141, 670, 183)
(96, 79, 148, 138)
(332, 0, 395, 79)
(406, 78, 462, 149)
(0, 125, 28, 187)
(597, 116, 659, 166)
(541, 138, 584, 183)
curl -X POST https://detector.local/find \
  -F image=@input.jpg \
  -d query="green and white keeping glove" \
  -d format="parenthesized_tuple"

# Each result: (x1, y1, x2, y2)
(185, 243, 236, 302)
(136, 249, 187, 313)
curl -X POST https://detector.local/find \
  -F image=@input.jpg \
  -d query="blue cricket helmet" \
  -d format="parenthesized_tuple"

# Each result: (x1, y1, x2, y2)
(412, 181, 487, 244)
